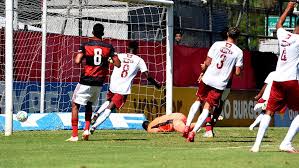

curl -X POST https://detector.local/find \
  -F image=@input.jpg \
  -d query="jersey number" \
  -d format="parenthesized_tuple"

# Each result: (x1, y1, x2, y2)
(216, 54, 227, 69)
(121, 64, 130, 78)
(281, 48, 287, 61)
(94, 48, 102, 65)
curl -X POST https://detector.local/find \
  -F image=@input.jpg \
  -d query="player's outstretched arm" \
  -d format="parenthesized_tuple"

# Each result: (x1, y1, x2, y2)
(197, 72, 204, 83)
(276, 2, 296, 30)
(201, 56, 212, 72)
(254, 84, 267, 100)
(75, 53, 84, 64)
(143, 71, 161, 89)
(235, 66, 242, 76)
(111, 55, 121, 68)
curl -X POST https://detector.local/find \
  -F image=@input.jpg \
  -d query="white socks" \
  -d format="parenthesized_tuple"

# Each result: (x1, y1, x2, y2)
(252, 114, 271, 148)
(192, 109, 210, 132)
(96, 101, 110, 114)
(92, 109, 111, 129)
(186, 101, 201, 126)
(280, 115, 299, 147)
(250, 113, 264, 128)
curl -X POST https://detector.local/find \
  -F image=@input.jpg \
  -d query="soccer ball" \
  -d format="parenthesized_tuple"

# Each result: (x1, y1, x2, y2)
(16, 111, 28, 122)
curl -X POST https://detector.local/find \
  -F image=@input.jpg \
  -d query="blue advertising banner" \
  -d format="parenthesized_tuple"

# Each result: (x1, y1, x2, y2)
(0, 113, 146, 131)
(274, 108, 299, 127)
(0, 81, 109, 114)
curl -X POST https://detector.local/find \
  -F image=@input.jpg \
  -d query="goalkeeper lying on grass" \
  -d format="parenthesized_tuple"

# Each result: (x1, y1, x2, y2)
(142, 113, 196, 133)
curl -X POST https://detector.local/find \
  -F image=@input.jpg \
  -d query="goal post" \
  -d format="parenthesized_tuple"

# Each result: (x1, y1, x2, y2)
(165, 2, 173, 115)
(4, 0, 14, 136)
(40, 0, 47, 114)
(3, 0, 174, 135)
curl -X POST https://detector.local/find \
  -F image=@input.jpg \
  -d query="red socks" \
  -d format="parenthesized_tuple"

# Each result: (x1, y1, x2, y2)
(72, 118, 78, 137)
(205, 115, 213, 132)
(84, 111, 92, 130)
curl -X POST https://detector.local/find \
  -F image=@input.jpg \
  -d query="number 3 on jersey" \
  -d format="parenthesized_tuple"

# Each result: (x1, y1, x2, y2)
(217, 54, 226, 69)
(94, 48, 102, 65)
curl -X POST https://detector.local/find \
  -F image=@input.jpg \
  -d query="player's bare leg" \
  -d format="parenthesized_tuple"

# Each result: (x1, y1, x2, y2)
(173, 119, 188, 133)
(250, 110, 272, 152)
(90, 102, 116, 134)
(279, 115, 299, 153)
(82, 102, 92, 141)
(187, 102, 211, 142)
(204, 100, 223, 138)
(91, 101, 110, 125)
(203, 114, 214, 138)
(183, 100, 201, 138)
(66, 102, 80, 142)
(204, 88, 229, 137)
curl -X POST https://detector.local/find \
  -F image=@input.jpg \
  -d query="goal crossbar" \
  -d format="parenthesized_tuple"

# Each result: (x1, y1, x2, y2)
(119, 0, 174, 6)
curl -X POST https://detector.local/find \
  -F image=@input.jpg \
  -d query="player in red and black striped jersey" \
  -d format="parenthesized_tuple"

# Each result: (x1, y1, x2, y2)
(66, 23, 121, 142)
(78, 40, 116, 86)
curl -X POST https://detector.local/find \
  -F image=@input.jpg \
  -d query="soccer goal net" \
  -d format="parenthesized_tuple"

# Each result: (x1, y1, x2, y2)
(1, 0, 173, 131)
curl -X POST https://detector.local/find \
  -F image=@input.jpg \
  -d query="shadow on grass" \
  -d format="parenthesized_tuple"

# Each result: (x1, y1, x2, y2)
(88, 138, 148, 141)
(228, 136, 271, 139)
(197, 140, 273, 143)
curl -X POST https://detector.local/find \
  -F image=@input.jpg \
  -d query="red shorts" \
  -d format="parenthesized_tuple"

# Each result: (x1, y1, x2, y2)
(196, 82, 223, 107)
(107, 91, 128, 109)
(266, 80, 299, 113)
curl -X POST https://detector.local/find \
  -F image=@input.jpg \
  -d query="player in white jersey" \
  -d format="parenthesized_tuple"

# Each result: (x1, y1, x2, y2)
(183, 27, 243, 142)
(88, 41, 161, 135)
(251, 2, 299, 153)
(249, 71, 276, 130)
(183, 28, 231, 138)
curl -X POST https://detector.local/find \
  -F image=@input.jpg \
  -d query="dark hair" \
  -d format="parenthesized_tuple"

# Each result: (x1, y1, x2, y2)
(175, 31, 183, 36)
(93, 23, 104, 38)
(227, 27, 240, 40)
(220, 27, 229, 40)
(142, 121, 149, 131)
(128, 41, 138, 54)
(297, 19, 299, 26)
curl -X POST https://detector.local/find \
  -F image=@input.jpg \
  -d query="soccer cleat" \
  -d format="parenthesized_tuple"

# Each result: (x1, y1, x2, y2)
(91, 113, 100, 125)
(279, 143, 298, 153)
(90, 126, 96, 135)
(250, 145, 260, 152)
(249, 125, 254, 131)
(65, 136, 78, 142)
(196, 128, 202, 133)
(202, 130, 214, 138)
(217, 115, 224, 121)
(186, 131, 195, 142)
(82, 130, 90, 141)
(182, 126, 190, 138)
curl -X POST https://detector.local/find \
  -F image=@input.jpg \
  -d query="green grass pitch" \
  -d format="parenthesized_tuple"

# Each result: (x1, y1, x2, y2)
(1, 128, 298, 168)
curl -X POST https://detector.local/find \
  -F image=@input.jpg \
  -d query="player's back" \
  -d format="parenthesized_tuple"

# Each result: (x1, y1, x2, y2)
(276, 28, 299, 82)
(109, 53, 148, 95)
(202, 41, 243, 90)
(148, 113, 186, 132)
(80, 40, 114, 86)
